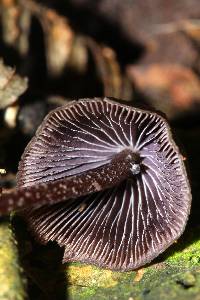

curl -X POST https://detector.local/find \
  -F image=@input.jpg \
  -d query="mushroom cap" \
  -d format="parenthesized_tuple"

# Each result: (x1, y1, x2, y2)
(17, 97, 191, 271)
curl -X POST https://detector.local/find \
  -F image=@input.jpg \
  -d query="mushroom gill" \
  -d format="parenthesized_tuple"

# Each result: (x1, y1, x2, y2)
(1, 97, 191, 271)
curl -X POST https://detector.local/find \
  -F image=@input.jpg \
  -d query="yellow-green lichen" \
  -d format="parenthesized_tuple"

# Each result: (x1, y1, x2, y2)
(0, 219, 27, 300)
(68, 263, 120, 288)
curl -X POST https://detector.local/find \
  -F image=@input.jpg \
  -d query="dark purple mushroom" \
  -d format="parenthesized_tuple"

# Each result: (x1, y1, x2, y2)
(0, 97, 191, 271)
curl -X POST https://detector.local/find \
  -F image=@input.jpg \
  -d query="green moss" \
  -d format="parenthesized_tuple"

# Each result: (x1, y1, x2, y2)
(162, 228, 200, 267)
(166, 241, 200, 265)
(66, 227, 200, 300)
(136, 267, 200, 300)
(68, 286, 97, 300)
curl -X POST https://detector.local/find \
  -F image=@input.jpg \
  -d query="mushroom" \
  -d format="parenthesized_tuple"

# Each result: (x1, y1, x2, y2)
(0, 97, 191, 271)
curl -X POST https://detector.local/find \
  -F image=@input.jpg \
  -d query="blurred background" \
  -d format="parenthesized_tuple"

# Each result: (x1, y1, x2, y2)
(0, 1, 200, 299)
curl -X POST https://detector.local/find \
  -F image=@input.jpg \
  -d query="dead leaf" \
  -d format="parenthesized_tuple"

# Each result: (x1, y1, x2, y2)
(0, 60, 28, 109)
(127, 63, 200, 118)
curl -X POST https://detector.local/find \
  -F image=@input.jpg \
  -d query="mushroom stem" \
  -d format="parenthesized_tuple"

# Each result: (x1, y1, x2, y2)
(0, 149, 139, 215)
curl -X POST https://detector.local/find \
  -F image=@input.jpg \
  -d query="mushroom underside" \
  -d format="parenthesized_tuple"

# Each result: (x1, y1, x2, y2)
(17, 98, 191, 271)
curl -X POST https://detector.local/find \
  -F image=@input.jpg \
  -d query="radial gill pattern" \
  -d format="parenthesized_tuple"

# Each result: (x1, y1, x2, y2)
(17, 97, 191, 271)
